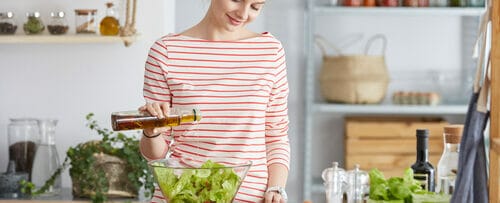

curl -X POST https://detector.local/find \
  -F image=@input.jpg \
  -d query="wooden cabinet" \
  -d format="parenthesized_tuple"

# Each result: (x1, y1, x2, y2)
(344, 117, 448, 177)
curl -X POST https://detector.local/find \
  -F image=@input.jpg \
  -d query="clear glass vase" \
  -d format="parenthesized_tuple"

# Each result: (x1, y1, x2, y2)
(31, 119, 61, 196)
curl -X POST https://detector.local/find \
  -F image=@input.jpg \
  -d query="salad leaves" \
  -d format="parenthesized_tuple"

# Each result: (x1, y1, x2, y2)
(369, 168, 427, 202)
(152, 160, 242, 203)
(368, 168, 451, 203)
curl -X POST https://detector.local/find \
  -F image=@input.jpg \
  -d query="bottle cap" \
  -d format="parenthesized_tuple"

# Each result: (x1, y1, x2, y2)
(193, 109, 202, 122)
(416, 129, 429, 138)
(444, 125, 463, 144)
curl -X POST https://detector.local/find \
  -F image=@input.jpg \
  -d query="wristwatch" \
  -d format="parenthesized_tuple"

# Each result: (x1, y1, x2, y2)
(266, 186, 288, 201)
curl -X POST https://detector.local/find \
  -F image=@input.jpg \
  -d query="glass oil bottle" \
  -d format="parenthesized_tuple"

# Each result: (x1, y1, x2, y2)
(111, 108, 202, 131)
(99, 2, 120, 36)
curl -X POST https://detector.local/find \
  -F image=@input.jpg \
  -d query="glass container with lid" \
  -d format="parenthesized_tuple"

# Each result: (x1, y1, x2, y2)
(0, 12, 17, 35)
(48, 11, 68, 35)
(322, 162, 347, 203)
(345, 164, 370, 203)
(23, 12, 44, 34)
(8, 118, 39, 181)
(74, 9, 97, 34)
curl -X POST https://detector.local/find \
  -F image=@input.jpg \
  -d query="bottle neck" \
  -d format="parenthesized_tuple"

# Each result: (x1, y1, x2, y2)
(417, 137, 429, 162)
(106, 7, 116, 18)
(444, 143, 460, 153)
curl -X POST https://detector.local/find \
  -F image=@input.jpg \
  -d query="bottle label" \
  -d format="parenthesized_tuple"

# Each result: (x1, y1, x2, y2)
(414, 173, 428, 190)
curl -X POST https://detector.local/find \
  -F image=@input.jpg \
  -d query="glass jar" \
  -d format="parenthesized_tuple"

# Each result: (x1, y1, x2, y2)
(8, 118, 39, 181)
(74, 9, 97, 34)
(429, 0, 448, 6)
(100, 2, 120, 36)
(0, 12, 17, 35)
(23, 12, 44, 35)
(47, 11, 68, 35)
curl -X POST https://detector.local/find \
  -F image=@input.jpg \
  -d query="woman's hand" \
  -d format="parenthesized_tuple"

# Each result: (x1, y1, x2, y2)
(264, 191, 286, 203)
(139, 102, 172, 136)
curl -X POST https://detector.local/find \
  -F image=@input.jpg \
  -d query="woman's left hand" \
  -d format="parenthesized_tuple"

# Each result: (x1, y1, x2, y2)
(264, 191, 286, 203)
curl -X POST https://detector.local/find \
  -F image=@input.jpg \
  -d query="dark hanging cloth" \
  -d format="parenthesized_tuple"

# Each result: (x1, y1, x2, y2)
(450, 91, 489, 203)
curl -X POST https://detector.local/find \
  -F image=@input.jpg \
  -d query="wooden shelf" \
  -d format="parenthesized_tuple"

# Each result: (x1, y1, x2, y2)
(313, 6, 485, 16)
(0, 34, 138, 44)
(312, 103, 468, 115)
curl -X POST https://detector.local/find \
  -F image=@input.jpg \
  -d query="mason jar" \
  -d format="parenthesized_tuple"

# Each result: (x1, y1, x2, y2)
(8, 118, 39, 181)
(48, 11, 68, 35)
(74, 9, 97, 34)
(0, 12, 17, 35)
(23, 11, 45, 34)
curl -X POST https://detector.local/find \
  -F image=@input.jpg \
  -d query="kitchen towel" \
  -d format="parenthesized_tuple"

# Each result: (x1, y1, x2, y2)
(451, 0, 491, 201)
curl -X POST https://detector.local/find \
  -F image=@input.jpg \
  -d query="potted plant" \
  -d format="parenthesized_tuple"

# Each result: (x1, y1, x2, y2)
(21, 113, 155, 203)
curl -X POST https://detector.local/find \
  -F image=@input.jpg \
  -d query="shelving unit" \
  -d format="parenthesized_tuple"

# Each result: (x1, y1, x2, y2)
(313, 6, 484, 16)
(312, 103, 467, 115)
(0, 34, 138, 44)
(303, 2, 485, 201)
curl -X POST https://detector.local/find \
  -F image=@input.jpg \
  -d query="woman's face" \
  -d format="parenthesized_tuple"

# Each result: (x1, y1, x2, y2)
(209, 0, 265, 32)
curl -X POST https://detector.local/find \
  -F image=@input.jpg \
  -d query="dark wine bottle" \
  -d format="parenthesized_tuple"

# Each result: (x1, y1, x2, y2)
(411, 129, 435, 192)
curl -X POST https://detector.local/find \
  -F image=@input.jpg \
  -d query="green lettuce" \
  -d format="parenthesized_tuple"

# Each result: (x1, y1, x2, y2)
(369, 168, 428, 203)
(153, 160, 242, 203)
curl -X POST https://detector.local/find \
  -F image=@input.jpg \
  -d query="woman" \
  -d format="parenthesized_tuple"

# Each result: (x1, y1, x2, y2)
(139, 0, 290, 202)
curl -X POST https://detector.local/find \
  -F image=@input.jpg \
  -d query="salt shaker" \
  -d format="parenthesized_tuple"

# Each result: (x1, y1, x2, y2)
(322, 162, 346, 203)
(346, 164, 370, 203)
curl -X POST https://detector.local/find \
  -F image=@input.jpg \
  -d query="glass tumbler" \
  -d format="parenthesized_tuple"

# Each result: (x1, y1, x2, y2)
(8, 118, 39, 181)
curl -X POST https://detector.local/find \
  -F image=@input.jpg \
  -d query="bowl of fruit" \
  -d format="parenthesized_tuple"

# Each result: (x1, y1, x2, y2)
(148, 157, 251, 203)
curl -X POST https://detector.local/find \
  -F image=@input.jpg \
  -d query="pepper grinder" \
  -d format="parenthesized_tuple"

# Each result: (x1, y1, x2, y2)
(346, 164, 370, 203)
(322, 162, 347, 203)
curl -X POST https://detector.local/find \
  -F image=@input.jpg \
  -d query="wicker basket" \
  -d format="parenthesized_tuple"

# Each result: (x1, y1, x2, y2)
(316, 35, 390, 104)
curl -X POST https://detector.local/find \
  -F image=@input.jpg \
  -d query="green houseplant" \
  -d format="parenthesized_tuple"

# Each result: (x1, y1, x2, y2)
(21, 113, 155, 203)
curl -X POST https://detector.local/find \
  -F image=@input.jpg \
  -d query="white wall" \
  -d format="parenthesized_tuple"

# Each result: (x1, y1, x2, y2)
(0, 0, 175, 192)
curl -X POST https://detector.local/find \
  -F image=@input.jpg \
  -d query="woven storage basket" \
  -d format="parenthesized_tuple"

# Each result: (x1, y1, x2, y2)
(316, 35, 390, 104)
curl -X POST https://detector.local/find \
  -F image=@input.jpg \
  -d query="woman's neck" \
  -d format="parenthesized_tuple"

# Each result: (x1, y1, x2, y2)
(181, 16, 256, 41)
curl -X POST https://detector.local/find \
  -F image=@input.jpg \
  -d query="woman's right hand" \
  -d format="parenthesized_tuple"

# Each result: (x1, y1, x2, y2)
(139, 102, 172, 137)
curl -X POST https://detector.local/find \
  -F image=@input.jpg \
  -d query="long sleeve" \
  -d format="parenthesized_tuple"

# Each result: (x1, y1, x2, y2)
(143, 39, 172, 104)
(139, 39, 172, 161)
(265, 43, 290, 171)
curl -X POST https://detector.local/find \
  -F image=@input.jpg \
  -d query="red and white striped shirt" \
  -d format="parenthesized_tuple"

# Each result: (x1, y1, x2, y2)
(141, 32, 290, 203)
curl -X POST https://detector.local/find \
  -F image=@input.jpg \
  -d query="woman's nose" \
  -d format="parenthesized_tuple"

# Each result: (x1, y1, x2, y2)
(235, 5, 249, 20)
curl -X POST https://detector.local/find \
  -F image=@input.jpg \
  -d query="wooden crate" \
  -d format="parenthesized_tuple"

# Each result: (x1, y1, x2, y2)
(345, 116, 449, 177)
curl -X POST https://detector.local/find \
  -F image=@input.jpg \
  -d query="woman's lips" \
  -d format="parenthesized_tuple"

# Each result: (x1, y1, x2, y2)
(227, 14, 243, 26)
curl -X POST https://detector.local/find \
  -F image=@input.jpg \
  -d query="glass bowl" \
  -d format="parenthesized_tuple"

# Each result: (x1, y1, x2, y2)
(148, 158, 251, 203)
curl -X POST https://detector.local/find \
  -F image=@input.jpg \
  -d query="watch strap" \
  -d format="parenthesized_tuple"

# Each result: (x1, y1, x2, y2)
(266, 186, 288, 201)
